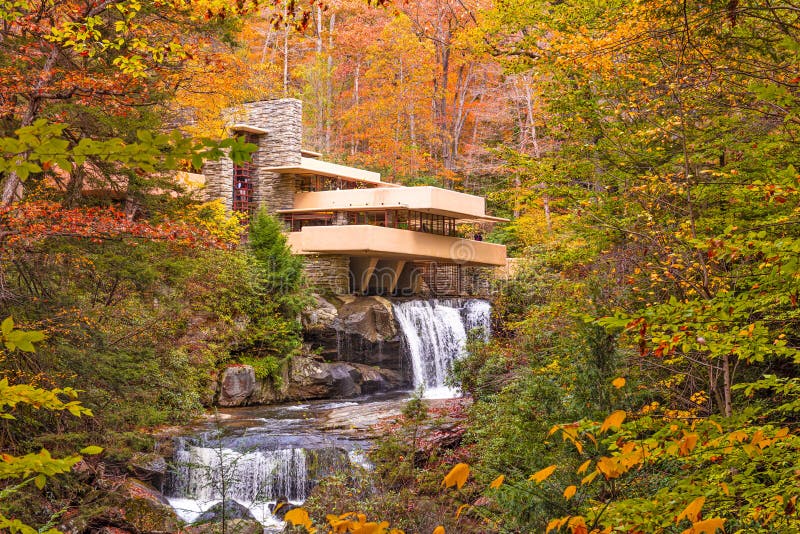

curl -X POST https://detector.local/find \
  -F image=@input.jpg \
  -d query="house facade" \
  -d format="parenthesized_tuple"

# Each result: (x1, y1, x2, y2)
(202, 99, 507, 297)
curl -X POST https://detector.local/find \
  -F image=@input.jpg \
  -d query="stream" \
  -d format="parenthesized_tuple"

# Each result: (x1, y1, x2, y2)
(164, 298, 491, 530)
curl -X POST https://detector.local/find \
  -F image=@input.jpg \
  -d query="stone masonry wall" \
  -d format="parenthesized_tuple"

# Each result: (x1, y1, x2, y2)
(304, 255, 350, 295)
(203, 99, 302, 212)
(415, 262, 493, 298)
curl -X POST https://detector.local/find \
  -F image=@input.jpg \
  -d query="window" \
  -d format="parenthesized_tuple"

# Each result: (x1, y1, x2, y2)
(233, 133, 258, 215)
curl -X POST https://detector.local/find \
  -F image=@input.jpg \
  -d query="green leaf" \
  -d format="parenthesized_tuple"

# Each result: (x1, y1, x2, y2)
(79, 445, 103, 455)
(1, 317, 13, 337)
(33, 474, 45, 490)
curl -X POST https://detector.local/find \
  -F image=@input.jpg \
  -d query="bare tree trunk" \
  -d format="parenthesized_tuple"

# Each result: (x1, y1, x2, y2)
(722, 354, 732, 417)
(325, 13, 335, 153)
(2, 47, 59, 206)
(282, 0, 290, 96)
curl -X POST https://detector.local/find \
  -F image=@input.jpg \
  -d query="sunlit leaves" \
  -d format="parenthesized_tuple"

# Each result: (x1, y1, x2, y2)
(677, 497, 706, 523)
(442, 462, 470, 489)
(529, 464, 557, 483)
(285, 508, 316, 533)
(0, 318, 97, 532)
(599, 410, 626, 433)
(489, 474, 505, 489)
(683, 518, 726, 534)
(0, 120, 256, 182)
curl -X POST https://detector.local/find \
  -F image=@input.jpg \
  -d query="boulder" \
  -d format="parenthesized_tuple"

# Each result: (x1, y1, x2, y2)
(217, 365, 256, 407)
(302, 294, 339, 334)
(301, 295, 406, 372)
(60, 478, 177, 533)
(270, 496, 298, 520)
(252, 357, 290, 404)
(195, 499, 256, 523)
(327, 362, 360, 397)
(116, 478, 180, 533)
(126, 453, 168, 492)
(287, 355, 341, 399)
(336, 296, 397, 343)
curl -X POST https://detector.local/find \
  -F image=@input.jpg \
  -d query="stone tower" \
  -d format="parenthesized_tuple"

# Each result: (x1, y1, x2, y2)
(203, 98, 303, 213)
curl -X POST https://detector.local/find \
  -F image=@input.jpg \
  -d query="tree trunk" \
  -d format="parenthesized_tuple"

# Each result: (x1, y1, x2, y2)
(282, 0, 290, 96)
(722, 354, 732, 417)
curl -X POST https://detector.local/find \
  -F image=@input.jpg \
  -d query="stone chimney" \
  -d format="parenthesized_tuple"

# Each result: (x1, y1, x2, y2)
(204, 98, 303, 213)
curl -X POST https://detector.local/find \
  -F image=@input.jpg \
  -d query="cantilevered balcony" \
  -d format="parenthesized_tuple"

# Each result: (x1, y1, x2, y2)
(287, 225, 507, 267)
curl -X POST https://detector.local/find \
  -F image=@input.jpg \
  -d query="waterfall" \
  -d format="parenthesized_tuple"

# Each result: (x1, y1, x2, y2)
(167, 436, 308, 527)
(393, 299, 491, 399)
(170, 441, 308, 503)
(167, 433, 356, 527)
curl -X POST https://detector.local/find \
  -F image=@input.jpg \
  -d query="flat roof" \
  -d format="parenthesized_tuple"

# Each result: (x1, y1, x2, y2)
(277, 205, 507, 222)
(264, 157, 401, 186)
(229, 124, 269, 134)
(290, 186, 509, 222)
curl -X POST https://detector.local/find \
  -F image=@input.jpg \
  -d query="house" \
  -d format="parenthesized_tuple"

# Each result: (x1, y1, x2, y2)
(202, 99, 507, 297)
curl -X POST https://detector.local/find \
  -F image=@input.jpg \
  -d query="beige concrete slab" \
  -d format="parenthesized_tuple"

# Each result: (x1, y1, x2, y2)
(288, 225, 507, 267)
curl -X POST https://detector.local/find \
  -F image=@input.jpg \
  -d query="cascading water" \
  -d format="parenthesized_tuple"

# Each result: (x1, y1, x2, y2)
(393, 299, 491, 399)
(167, 436, 308, 527)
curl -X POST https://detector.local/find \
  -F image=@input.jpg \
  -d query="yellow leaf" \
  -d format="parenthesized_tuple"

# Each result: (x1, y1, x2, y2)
(679, 433, 699, 456)
(433, 527, 445, 534)
(581, 469, 600, 485)
(719, 482, 729, 496)
(489, 475, 505, 489)
(529, 465, 557, 483)
(599, 410, 626, 433)
(612, 377, 626, 388)
(442, 463, 470, 489)
(546, 517, 569, 533)
(285, 508, 313, 529)
(577, 460, 591, 474)
(689, 518, 726, 533)
(677, 496, 706, 523)
(563, 485, 577, 500)
(455, 504, 470, 519)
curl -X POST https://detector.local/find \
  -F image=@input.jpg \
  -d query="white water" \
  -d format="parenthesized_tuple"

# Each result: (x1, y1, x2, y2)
(168, 441, 307, 528)
(393, 299, 491, 399)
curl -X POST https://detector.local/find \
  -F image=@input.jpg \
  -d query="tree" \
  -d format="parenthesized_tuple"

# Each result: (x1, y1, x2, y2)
(0, 317, 101, 534)
(0, 0, 257, 205)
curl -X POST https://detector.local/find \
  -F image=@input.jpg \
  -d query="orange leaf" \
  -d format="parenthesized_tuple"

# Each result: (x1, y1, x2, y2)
(529, 465, 557, 483)
(677, 496, 706, 523)
(612, 377, 626, 388)
(687, 518, 725, 534)
(489, 475, 505, 489)
(599, 410, 626, 433)
(577, 460, 592, 474)
(455, 504, 470, 519)
(546, 517, 569, 533)
(285, 508, 313, 529)
(563, 485, 577, 500)
(442, 463, 470, 489)
(581, 469, 600, 485)
(433, 527, 445, 534)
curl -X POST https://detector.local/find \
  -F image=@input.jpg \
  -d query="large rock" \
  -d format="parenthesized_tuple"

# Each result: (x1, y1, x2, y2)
(195, 499, 256, 523)
(61, 478, 180, 534)
(121, 478, 180, 533)
(303, 295, 406, 373)
(285, 355, 402, 400)
(217, 365, 256, 406)
(126, 453, 168, 492)
(337, 295, 397, 343)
